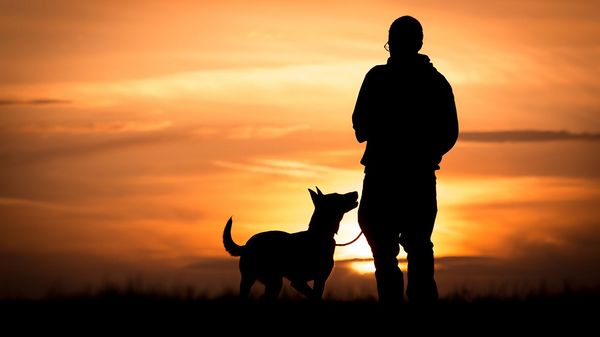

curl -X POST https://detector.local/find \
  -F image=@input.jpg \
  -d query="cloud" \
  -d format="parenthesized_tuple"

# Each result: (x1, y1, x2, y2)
(1, 128, 192, 166)
(194, 124, 311, 140)
(0, 195, 203, 223)
(0, 98, 71, 106)
(460, 130, 600, 143)
(213, 158, 348, 178)
(20, 120, 173, 134)
(0, 197, 70, 211)
(225, 124, 311, 140)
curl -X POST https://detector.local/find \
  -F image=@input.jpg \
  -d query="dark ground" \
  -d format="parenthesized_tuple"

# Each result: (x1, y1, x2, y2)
(1, 287, 597, 334)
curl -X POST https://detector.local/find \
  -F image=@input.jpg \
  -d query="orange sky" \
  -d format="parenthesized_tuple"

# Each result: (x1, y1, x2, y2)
(1, 0, 599, 298)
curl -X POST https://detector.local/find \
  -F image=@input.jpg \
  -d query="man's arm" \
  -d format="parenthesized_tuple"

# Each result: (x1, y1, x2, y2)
(352, 70, 376, 143)
(435, 77, 459, 157)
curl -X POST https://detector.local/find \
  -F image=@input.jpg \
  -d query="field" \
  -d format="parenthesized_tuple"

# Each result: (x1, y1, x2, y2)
(1, 285, 597, 334)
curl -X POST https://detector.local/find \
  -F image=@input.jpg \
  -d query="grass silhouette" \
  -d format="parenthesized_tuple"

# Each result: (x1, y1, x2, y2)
(1, 282, 597, 333)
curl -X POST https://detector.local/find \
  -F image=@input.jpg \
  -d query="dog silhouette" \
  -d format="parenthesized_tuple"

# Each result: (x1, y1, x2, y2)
(223, 187, 358, 300)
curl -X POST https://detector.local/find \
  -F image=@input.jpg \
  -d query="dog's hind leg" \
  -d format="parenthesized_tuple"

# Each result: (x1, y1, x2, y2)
(239, 273, 255, 299)
(313, 277, 327, 300)
(260, 277, 282, 301)
(290, 281, 313, 299)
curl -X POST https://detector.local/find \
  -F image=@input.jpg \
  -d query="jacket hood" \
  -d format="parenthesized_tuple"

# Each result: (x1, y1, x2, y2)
(387, 53, 434, 72)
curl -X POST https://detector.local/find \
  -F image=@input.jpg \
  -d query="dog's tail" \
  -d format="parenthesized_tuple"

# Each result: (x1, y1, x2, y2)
(223, 217, 244, 257)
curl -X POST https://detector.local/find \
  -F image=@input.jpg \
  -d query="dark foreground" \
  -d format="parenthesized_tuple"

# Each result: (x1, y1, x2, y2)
(1, 289, 597, 334)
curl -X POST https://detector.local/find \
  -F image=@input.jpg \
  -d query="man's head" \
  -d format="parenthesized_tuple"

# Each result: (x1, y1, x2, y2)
(387, 16, 423, 57)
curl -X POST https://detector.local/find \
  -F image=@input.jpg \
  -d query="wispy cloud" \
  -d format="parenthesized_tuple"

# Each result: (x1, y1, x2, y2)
(1, 128, 191, 165)
(213, 158, 348, 177)
(460, 130, 600, 143)
(0, 98, 71, 106)
(0, 195, 203, 223)
(0, 197, 68, 211)
(193, 124, 311, 140)
(20, 120, 173, 134)
(225, 124, 310, 140)
(67, 62, 365, 109)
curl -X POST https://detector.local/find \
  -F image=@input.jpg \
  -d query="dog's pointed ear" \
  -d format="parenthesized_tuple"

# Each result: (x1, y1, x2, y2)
(316, 186, 323, 196)
(308, 188, 319, 204)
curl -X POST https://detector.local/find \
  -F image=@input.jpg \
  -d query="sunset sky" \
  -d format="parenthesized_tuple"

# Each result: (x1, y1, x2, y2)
(1, 0, 599, 298)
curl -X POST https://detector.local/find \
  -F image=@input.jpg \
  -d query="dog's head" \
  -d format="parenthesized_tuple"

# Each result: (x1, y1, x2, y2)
(308, 187, 359, 234)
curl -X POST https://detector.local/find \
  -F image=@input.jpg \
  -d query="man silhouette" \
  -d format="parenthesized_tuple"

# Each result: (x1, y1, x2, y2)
(353, 16, 458, 306)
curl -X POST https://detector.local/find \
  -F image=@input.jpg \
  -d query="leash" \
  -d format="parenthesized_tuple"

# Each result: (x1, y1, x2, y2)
(335, 231, 363, 246)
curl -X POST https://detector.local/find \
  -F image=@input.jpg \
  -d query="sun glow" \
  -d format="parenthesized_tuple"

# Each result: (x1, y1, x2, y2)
(349, 260, 408, 275)
(349, 261, 376, 274)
